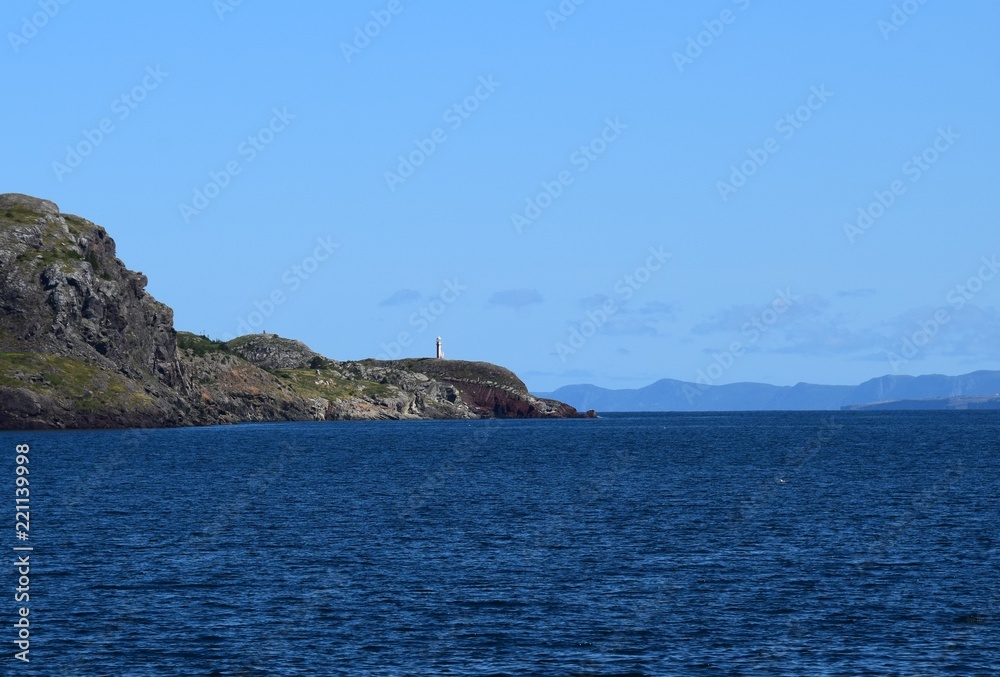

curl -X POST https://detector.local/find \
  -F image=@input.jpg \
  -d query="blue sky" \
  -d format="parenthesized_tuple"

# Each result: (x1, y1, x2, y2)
(3, 1, 999, 392)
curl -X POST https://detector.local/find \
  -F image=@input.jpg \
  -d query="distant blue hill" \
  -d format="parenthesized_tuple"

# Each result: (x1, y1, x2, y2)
(535, 370, 1000, 412)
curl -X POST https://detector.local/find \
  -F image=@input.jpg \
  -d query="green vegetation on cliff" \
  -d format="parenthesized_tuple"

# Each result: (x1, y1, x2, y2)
(0, 352, 157, 412)
(177, 333, 231, 357)
(386, 358, 527, 391)
(177, 332, 391, 399)
(2, 206, 44, 226)
(274, 368, 395, 401)
(1, 194, 588, 429)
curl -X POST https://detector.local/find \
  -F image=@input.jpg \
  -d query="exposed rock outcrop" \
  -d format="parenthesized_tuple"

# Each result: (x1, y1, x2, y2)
(384, 358, 586, 418)
(0, 194, 591, 429)
(0, 194, 182, 388)
(226, 333, 325, 371)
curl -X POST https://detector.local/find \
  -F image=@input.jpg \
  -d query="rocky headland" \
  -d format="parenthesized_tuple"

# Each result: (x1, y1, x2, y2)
(0, 194, 593, 429)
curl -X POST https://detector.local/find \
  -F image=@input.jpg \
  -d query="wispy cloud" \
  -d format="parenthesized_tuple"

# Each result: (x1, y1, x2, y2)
(639, 301, 677, 321)
(775, 316, 888, 357)
(566, 295, 675, 338)
(600, 317, 662, 336)
(732, 300, 1000, 363)
(837, 288, 878, 299)
(692, 294, 827, 335)
(488, 288, 544, 309)
(379, 289, 421, 307)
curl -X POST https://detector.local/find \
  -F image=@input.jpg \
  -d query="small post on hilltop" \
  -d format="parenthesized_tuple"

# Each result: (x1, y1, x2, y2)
(436, 336, 443, 360)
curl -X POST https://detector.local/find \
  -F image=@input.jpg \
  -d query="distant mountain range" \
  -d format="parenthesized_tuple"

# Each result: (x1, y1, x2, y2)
(536, 371, 1000, 412)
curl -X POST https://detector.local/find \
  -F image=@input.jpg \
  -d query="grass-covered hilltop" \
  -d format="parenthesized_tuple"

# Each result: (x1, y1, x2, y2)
(0, 193, 593, 429)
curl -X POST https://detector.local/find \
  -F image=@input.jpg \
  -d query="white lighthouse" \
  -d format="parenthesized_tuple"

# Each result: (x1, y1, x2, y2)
(436, 336, 444, 360)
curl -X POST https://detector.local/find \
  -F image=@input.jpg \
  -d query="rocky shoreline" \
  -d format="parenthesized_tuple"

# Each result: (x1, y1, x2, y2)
(0, 194, 594, 430)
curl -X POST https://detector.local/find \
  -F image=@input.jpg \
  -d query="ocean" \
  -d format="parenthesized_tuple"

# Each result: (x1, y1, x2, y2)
(3, 412, 998, 675)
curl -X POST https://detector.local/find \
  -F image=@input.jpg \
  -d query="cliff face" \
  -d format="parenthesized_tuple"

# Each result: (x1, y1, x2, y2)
(387, 359, 582, 419)
(0, 194, 592, 429)
(0, 194, 189, 428)
(0, 194, 181, 387)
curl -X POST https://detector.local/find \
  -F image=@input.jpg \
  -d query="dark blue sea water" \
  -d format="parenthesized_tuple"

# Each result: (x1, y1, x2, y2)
(2, 412, 998, 675)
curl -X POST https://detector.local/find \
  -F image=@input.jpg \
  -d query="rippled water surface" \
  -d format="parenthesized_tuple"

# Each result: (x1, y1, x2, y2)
(4, 412, 999, 675)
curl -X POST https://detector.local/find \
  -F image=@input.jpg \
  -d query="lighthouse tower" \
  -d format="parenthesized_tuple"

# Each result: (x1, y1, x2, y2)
(436, 337, 444, 360)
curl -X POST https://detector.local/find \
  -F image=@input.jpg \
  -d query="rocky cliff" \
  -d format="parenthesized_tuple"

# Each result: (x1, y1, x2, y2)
(0, 194, 592, 429)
